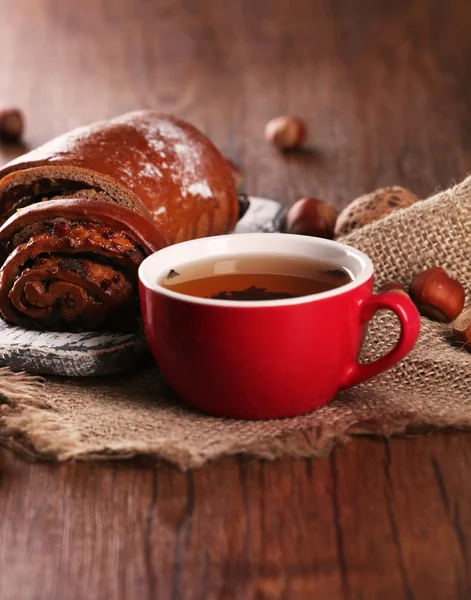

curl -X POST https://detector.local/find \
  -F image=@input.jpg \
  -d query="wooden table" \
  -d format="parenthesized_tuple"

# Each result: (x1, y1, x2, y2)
(1, 0, 471, 598)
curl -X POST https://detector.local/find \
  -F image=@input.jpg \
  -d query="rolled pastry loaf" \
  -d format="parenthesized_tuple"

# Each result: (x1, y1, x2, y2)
(0, 199, 168, 331)
(0, 111, 239, 331)
(0, 110, 239, 243)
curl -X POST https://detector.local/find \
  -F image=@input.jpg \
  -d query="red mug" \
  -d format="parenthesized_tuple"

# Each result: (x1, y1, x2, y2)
(138, 233, 420, 419)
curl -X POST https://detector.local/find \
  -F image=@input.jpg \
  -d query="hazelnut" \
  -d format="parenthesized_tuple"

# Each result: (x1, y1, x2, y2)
(265, 115, 306, 150)
(0, 107, 24, 142)
(378, 281, 409, 296)
(453, 308, 471, 351)
(285, 198, 339, 239)
(409, 267, 465, 322)
(334, 186, 419, 238)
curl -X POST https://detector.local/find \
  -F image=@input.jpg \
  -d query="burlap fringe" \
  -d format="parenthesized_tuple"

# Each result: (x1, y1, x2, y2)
(0, 366, 45, 405)
(1, 366, 470, 469)
(0, 369, 455, 470)
(0, 375, 340, 468)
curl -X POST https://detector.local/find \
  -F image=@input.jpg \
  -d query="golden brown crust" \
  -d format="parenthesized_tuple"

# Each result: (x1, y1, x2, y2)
(0, 111, 239, 242)
(0, 198, 168, 253)
(0, 112, 239, 331)
(334, 186, 419, 237)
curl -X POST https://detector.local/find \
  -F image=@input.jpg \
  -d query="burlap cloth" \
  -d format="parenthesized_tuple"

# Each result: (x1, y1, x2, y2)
(1, 177, 471, 469)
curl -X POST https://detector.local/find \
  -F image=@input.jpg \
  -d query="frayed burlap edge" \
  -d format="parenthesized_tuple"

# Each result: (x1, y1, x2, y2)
(1, 366, 469, 470)
(0, 367, 347, 467)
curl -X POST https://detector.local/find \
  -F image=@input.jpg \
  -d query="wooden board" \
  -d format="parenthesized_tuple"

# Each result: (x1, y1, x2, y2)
(0, 197, 283, 376)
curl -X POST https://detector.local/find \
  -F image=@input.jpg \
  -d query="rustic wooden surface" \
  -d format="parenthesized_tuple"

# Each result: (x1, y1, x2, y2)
(1, 0, 471, 598)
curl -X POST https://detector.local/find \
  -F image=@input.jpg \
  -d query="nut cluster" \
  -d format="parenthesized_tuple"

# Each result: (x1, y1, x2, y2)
(380, 269, 465, 323)
(264, 120, 420, 242)
(266, 114, 471, 356)
(380, 268, 471, 352)
(280, 183, 420, 242)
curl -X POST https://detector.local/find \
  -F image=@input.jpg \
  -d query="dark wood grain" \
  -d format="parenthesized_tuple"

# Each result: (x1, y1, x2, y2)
(2, 433, 471, 600)
(1, 0, 471, 598)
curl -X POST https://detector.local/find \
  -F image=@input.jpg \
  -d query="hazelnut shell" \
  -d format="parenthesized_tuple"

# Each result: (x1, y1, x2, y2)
(285, 198, 338, 239)
(378, 281, 409, 296)
(453, 308, 471, 350)
(409, 267, 465, 322)
(334, 186, 419, 238)
(0, 107, 24, 142)
(265, 116, 306, 150)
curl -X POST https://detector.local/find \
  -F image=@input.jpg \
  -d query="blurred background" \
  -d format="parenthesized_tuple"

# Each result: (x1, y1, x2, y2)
(2, 0, 470, 210)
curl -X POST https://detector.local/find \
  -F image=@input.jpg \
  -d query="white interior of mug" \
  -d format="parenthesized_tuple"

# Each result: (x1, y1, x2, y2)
(138, 233, 374, 307)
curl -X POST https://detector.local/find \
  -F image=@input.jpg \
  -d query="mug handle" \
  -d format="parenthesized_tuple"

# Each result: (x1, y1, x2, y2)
(341, 291, 421, 389)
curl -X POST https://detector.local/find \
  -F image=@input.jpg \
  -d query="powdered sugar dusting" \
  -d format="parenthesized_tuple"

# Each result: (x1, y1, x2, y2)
(141, 163, 162, 179)
(187, 182, 212, 198)
(152, 206, 167, 217)
(132, 116, 215, 199)
(2, 113, 217, 213)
